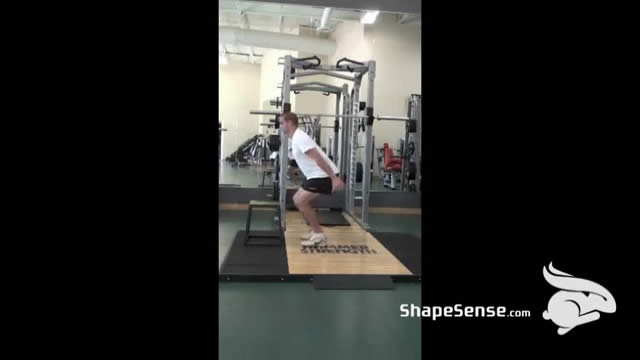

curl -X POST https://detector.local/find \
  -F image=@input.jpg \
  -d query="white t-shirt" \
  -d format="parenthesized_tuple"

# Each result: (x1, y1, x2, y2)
(290, 128, 339, 179)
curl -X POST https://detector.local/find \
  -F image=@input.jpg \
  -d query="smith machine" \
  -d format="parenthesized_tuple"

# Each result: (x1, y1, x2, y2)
(248, 55, 420, 233)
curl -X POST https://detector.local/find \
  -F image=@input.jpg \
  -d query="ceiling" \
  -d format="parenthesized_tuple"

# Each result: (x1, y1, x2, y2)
(250, 0, 421, 14)
(219, 0, 420, 64)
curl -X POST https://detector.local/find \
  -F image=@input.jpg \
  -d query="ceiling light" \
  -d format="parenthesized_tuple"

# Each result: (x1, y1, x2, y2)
(319, 8, 332, 29)
(361, 10, 380, 24)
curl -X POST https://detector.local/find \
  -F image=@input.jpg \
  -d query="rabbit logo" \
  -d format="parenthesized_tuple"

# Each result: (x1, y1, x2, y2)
(542, 262, 616, 335)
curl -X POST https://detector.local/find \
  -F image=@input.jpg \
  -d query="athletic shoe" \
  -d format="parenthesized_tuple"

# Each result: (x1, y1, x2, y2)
(301, 232, 328, 246)
(300, 231, 314, 240)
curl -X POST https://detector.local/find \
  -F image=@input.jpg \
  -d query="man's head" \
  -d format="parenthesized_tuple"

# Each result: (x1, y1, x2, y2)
(279, 112, 298, 133)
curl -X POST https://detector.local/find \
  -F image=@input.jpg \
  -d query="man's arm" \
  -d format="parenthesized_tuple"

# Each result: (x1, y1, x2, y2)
(305, 148, 337, 179)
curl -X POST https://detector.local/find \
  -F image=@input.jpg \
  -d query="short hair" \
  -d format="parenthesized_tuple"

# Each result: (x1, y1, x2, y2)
(281, 112, 298, 126)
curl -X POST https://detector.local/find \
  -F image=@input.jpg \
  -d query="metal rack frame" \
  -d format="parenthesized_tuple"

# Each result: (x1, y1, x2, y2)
(249, 55, 416, 231)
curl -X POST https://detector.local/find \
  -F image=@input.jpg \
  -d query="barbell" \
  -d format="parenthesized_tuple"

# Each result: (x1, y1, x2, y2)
(249, 110, 413, 122)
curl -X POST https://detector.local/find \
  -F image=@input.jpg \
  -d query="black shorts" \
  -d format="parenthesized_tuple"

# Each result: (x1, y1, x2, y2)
(302, 177, 332, 195)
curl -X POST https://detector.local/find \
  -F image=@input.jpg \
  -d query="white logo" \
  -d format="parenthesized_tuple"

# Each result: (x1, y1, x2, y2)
(542, 262, 616, 335)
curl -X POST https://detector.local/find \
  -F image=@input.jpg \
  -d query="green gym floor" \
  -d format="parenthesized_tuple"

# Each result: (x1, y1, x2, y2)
(219, 209, 422, 360)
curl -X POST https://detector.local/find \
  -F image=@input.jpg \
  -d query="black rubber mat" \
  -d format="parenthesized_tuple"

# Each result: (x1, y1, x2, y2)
(245, 230, 283, 246)
(317, 211, 350, 226)
(220, 231, 289, 275)
(313, 275, 395, 290)
(371, 232, 422, 276)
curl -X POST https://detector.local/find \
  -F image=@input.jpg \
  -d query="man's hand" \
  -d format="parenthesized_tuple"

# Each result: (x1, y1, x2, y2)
(305, 148, 342, 191)
(331, 176, 345, 193)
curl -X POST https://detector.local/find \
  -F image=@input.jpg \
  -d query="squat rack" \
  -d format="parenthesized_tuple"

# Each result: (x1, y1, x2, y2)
(249, 55, 415, 231)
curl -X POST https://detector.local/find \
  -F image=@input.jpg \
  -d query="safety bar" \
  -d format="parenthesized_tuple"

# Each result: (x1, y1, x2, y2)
(290, 64, 369, 73)
(290, 82, 342, 94)
(293, 70, 356, 82)
(292, 90, 333, 95)
(376, 116, 412, 121)
(292, 55, 321, 69)
(290, 86, 341, 94)
(336, 57, 365, 72)
(291, 81, 341, 89)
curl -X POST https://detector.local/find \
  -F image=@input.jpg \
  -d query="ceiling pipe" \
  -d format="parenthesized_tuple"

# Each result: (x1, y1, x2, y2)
(219, 26, 336, 56)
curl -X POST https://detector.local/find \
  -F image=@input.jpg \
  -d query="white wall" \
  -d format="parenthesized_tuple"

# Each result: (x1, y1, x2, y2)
(367, 16, 421, 151)
(258, 49, 298, 136)
(219, 62, 262, 158)
(324, 14, 421, 173)
(295, 27, 333, 151)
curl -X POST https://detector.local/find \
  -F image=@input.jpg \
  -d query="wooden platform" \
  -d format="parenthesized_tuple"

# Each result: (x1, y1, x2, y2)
(284, 212, 412, 275)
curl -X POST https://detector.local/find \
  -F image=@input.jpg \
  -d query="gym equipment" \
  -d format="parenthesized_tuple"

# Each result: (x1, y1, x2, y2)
(249, 55, 417, 230)
(300, 115, 321, 144)
(218, 122, 227, 171)
(405, 94, 422, 192)
(266, 134, 280, 152)
(244, 200, 283, 246)
(226, 134, 258, 164)
(269, 97, 282, 109)
(226, 134, 276, 166)
(382, 143, 403, 190)
(261, 168, 276, 187)
(327, 136, 334, 160)
(250, 110, 411, 122)
(355, 162, 363, 183)
(376, 94, 422, 192)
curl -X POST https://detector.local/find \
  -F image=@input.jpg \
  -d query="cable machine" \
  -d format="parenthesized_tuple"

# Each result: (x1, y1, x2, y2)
(405, 94, 421, 192)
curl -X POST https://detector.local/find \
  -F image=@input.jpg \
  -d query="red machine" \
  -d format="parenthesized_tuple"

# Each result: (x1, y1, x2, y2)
(383, 143, 403, 189)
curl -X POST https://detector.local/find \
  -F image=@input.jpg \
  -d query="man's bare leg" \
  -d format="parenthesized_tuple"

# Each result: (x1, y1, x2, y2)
(294, 188, 318, 226)
(293, 188, 309, 226)
(293, 189, 322, 233)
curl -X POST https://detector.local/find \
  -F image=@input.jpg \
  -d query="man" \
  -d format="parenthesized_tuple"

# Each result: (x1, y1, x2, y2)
(279, 112, 344, 246)
(286, 146, 300, 182)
